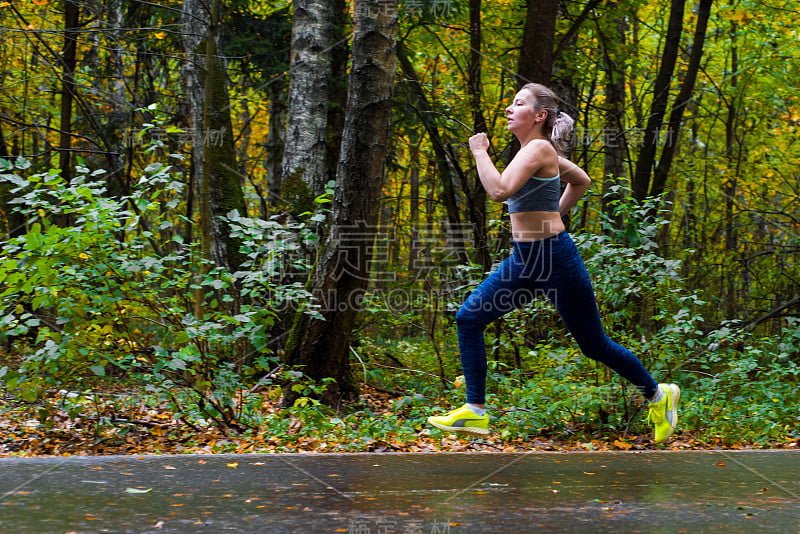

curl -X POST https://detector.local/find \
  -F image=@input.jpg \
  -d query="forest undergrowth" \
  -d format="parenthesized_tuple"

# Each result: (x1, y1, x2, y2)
(2, 346, 798, 457)
(1, 162, 798, 457)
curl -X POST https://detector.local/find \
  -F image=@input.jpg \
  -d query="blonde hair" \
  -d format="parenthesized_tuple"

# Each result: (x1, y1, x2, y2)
(520, 83, 574, 156)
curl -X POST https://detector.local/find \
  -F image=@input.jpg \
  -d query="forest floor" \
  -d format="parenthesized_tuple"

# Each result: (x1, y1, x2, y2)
(1, 386, 798, 457)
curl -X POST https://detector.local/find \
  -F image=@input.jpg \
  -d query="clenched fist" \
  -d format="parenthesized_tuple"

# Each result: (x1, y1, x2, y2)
(468, 132, 489, 154)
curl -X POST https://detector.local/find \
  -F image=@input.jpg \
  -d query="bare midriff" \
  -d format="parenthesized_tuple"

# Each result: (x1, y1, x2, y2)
(509, 211, 564, 242)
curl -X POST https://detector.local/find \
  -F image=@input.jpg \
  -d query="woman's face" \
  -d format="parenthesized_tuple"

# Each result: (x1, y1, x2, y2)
(505, 89, 543, 135)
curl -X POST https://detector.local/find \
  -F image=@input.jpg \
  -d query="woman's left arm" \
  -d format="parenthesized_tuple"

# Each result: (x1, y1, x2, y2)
(558, 157, 591, 217)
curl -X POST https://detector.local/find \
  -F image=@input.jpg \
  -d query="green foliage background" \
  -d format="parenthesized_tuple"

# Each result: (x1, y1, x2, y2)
(0, 0, 798, 449)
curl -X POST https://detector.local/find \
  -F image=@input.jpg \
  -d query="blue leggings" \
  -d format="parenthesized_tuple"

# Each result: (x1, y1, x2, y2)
(456, 231, 658, 404)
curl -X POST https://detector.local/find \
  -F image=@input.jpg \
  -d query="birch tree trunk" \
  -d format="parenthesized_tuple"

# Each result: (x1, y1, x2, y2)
(280, 0, 335, 202)
(283, 0, 399, 405)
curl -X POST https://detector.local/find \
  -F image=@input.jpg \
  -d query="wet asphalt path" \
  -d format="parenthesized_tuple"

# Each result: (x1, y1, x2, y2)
(1, 450, 798, 533)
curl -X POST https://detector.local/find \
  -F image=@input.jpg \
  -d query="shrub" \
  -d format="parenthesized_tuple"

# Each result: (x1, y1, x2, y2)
(0, 156, 318, 431)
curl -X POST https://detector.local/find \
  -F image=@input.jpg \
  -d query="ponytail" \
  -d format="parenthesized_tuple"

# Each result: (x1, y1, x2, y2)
(520, 83, 574, 156)
(551, 110, 574, 156)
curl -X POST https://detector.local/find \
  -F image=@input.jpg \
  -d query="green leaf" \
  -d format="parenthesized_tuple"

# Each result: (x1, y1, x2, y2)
(166, 358, 187, 371)
(135, 197, 150, 211)
(15, 157, 32, 170)
(0, 173, 28, 188)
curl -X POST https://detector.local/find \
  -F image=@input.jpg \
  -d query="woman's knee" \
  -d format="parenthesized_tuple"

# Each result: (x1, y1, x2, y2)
(455, 305, 488, 330)
(577, 336, 622, 365)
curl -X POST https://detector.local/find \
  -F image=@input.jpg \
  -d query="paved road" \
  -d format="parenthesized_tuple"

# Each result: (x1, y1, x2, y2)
(1, 450, 798, 533)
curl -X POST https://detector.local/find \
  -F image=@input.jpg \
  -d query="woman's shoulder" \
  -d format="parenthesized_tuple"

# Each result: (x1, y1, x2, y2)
(519, 138, 558, 158)
(517, 138, 558, 168)
(522, 138, 553, 149)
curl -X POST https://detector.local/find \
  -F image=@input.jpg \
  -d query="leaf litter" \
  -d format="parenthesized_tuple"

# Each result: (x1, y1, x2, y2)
(1, 386, 797, 457)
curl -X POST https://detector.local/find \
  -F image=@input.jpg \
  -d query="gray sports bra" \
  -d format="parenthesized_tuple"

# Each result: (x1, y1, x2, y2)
(506, 172, 561, 213)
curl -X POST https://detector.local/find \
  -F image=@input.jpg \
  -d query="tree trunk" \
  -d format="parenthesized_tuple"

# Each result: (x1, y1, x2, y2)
(600, 14, 629, 228)
(631, 0, 686, 201)
(466, 0, 490, 271)
(181, 0, 207, 247)
(723, 20, 740, 320)
(266, 77, 288, 212)
(181, 0, 246, 273)
(325, 0, 349, 190)
(517, 0, 558, 86)
(283, 0, 399, 406)
(280, 0, 335, 204)
(650, 0, 713, 199)
(58, 0, 80, 184)
(202, 0, 247, 273)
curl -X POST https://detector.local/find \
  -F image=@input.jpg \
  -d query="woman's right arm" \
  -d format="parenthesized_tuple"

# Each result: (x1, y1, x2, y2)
(470, 133, 550, 202)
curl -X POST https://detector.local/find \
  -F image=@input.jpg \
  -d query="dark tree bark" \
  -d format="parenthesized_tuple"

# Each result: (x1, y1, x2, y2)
(723, 19, 741, 320)
(283, 0, 399, 405)
(650, 0, 713, 199)
(465, 0, 490, 271)
(517, 0, 559, 86)
(266, 77, 288, 210)
(58, 1, 80, 185)
(182, 0, 209, 246)
(598, 13, 629, 227)
(324, 0, 350, 190)
(202, 0, 247, 273)
(631, 0, 686, 201)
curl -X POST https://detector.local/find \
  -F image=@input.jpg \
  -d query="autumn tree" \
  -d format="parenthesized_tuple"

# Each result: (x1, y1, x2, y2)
(283, 0, 399, 404)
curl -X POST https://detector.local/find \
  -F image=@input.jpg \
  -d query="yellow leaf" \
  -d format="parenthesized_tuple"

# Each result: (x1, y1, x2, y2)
(226, 462, 238, 468)
(613, 439, 632, 450)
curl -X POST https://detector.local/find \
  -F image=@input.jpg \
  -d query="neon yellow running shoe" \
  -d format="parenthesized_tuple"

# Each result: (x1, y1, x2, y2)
(427, 404, 489, 435)
(647, 383, 681, 443)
